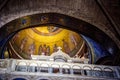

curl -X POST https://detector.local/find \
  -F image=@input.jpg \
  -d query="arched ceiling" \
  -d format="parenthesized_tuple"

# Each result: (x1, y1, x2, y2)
(0, 0, 119, 48)
(0, 13, 119, 65)
(8, 26, 88, 59)
(0, 13, 118, 57)
(0, 0, 119, 65)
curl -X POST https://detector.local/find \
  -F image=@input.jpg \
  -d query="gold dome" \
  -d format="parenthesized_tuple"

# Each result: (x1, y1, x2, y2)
(8, 26, 88, 59)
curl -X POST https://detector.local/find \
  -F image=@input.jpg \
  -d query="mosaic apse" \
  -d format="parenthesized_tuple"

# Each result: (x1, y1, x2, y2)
(7, 26, 90, 60)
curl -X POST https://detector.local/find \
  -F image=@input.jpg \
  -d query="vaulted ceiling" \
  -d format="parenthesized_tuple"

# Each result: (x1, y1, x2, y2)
(0, 0, 120, 65)
(8, 26, 86, 59)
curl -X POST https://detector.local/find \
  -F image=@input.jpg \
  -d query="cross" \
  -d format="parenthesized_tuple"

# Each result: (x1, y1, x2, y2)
(57, 47, 62, 51)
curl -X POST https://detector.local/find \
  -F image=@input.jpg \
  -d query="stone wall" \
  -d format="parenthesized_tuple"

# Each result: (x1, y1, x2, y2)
(0, 0, 119, 46)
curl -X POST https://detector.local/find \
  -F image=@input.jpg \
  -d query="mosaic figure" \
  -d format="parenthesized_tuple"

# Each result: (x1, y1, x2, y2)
(12, 32, 20, 42)
(38, 44, 50, 55)
(70, 34, 78, 49)
(46, 46, 50, 55)
(62, 39, 70, 54)
(28, 42, 36, 57)
(42, 44, 47, 55)
(20, 37, 27, 52)
(53, 44, 58, 52)
(38, 45, 42, 55)
(40, 16, 49, 23)
(47, 26, 59, 32)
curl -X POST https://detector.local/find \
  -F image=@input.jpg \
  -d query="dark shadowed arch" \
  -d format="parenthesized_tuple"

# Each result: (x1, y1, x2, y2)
(0, 13, 119, 64)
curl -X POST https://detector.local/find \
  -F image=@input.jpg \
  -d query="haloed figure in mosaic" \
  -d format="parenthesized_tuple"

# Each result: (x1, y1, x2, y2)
(53, 44, 58, 52)
(28, 42, 36, 58)
(62, 39, 70, 54)
(20, 37, 27, 53)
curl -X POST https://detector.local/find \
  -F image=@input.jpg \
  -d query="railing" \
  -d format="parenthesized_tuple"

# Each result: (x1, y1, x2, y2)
(0, 59, 120, 80)
(13, 59, 120, 79)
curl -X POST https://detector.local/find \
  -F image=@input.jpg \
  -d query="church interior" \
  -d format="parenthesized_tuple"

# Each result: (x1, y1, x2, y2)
(0, 0, 120, 80)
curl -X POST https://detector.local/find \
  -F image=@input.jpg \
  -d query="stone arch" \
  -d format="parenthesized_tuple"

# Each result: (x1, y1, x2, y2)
(0, 13, 119, 62)
(0, 13, 116, 44)
(0, 0, 119, 48)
